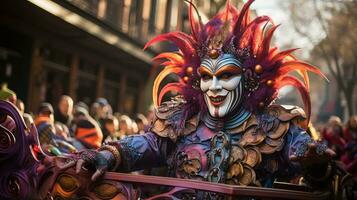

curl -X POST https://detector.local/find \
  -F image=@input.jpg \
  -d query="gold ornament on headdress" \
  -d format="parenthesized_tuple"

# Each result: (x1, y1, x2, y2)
(208, 22, 230, 59)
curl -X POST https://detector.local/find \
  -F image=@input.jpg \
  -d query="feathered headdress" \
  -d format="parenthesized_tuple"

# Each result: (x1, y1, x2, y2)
(144, 0, 326, 123)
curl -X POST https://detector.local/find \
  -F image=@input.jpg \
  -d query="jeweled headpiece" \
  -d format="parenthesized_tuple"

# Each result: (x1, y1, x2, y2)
(145, 0, 326, 122)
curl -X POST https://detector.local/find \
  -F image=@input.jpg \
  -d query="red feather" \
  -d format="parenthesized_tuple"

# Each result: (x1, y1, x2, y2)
(144, 32, 195, 59)
(188, 0, 203, 41)
(158, 83, 184, 105)
(259, 25, 280, 59)
(233, 0, 255, 35)
(153, 53, 184, 65)
(277, 61, 328, 80)
(243, 16, 272, 54)
(278, 76, 311, 122)
(225, 0, 231, 22)
(271, 48, 299, 63)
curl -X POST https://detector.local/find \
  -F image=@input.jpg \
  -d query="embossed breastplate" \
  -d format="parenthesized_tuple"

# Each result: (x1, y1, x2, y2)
(173, 125, 262, 186)
(171, 111, 294, 187)
(152, 101, 306, 187)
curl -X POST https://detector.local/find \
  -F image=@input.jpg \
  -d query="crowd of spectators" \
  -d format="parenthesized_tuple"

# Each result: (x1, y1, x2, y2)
(0, 84, 151, 158)
(319, 115, 357, 176)
(0, 84, 356, 179)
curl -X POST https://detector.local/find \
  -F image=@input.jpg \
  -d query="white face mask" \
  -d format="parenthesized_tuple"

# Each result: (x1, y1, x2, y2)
(199, 54, 243, 118)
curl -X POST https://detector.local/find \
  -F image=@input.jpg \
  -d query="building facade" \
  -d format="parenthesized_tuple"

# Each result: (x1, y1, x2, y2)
(0, 0, 243, 115)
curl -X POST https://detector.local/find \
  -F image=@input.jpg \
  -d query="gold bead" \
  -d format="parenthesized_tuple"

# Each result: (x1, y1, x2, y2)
(186, 67, 193, 75)
(254, 64, 263, 74)
(258, 102, 265, 108)
(208, 49, 219, 59)
(183, 76, 189, 82)
(266, 80, 273, 86)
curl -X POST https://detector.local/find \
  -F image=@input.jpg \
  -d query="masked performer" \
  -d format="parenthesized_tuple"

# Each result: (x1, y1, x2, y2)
(64, 0, 337, 190)
(1, 1, 341, 199)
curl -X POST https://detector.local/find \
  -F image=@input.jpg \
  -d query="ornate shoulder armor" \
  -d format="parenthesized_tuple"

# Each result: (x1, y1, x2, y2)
(235, 105, 307, 155)
(258, 105, 307, 155)
(273, 105, 307, 128)
(150, 96, 199, 142)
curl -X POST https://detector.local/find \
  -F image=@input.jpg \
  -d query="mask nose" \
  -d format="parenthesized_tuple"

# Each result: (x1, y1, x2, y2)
(209, 76, 222, 92)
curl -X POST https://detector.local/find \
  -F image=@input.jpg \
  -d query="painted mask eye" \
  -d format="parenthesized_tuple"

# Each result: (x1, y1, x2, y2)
(201, 73, 212, 81)
(219, 73, 233, 80)
(198, 67, 213, 81)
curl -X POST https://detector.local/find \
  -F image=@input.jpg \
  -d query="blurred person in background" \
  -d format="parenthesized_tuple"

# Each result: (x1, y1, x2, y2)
(344, 115, 357, 142)
(340, 142, 357, 175)
(35, 103, 54, 130)
(54, 95, 73, 127)
(23, 113, 34, 131)
(75, 101, 89, 113)
(53, 122, 77, 154)
(341, 116, 357, 176)
(13, 98, 35, 136)
(91, 98, 112, 136)
(15, 99, 35, 137)
(15, 99, 25, 115)
(0, 83, 17, 104)
(103, 115, 119, 143)
(90, 101, 100, 120)
(54, 122, 70, 141)
(94, 98, 112, 120)
(131, 121, 139, 135)
(322, 116, 346, 158)
(118, 115, 132, 139)
(34, 102, 60, 155)
(134, 113, 148, 134)
(113, 112, 121, 119)
(145, 104, 155, 124)
(69, 101, 90, 135)
(73, 107, 103, 149)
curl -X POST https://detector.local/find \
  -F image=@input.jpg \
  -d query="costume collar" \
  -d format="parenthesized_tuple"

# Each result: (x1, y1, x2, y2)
(202, 106, 251, 131)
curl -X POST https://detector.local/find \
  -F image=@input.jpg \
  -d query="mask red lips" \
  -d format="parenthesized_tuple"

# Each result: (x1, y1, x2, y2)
(209, 95, 226, 106)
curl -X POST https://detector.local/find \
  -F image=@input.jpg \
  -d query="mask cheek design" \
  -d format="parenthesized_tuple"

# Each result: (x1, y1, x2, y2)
(216, 91, 233, 117)
(228, 86, 241, 113)
(200, 79, 211, 93)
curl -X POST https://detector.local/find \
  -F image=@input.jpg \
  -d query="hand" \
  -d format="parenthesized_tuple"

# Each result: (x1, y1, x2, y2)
(289, 141, 336, 165)
(61, 149, 113, 181)
(289, 141, 336, 185)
